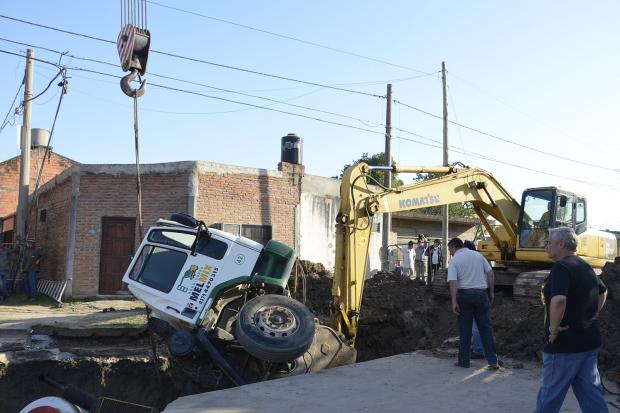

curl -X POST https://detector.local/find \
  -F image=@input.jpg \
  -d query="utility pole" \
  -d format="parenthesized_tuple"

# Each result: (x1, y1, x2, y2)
(441, 62, 449, 267)
(16, 49, 34, 243)
(381, 84, 393, 271)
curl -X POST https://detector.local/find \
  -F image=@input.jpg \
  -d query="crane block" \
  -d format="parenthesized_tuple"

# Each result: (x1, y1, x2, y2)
(117, 24, 151, 75)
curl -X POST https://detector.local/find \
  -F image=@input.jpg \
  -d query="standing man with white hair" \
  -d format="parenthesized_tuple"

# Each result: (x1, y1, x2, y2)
(533, 227, 608, 413)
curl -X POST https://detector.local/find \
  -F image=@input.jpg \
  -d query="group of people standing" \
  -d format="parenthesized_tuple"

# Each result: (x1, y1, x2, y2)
(403, 228, 609, 413)
(0, 242, 44, 303)
(395, 234, 443, 285)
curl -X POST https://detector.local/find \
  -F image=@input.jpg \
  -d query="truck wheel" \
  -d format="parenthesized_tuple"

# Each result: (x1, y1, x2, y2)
(236, 295, 315, 363)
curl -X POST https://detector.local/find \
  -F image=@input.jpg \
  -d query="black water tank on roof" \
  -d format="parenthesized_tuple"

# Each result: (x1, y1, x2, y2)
(281, 133, 303, 164)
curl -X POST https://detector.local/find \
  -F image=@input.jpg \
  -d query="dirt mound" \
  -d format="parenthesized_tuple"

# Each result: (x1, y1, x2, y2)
(301, 266, 620, 382)
(298, 260, 332, 279)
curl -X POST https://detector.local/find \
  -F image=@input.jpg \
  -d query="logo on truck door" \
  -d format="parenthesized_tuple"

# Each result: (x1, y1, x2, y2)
(177, 264, 199, 293)
(177, 264, 220, 319)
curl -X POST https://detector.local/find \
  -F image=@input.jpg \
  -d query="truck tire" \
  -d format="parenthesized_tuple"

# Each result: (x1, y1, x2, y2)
(236, 295, 315, 363)
(431, 268, 449, 297)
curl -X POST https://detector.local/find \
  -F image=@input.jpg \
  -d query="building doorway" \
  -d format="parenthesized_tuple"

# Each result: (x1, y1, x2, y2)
(99, 217, 136, 294)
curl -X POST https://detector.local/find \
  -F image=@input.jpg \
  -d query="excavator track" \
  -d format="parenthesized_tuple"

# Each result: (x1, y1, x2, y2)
(511, 270, 549, 304)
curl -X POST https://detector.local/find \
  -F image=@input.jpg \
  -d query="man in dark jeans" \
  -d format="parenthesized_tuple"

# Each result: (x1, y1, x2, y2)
(447, 237, 499, 369)
(21, 243, 44, 301)
(533, 227, 608, 413)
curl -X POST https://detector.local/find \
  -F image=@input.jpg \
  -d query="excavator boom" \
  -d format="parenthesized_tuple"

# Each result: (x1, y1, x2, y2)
(331, 162, 521, 342)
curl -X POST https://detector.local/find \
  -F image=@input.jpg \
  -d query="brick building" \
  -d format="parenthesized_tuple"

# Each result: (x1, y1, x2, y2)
(1, 146, 477, 299)
(22, 160, 303, 297)
(0, 146, 76, 241)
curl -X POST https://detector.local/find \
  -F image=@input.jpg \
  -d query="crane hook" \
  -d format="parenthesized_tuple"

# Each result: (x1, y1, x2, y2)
(120, 68, 147, 98)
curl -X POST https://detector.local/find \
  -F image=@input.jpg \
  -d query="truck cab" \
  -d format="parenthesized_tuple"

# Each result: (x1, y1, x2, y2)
(122, 215, 296, 329)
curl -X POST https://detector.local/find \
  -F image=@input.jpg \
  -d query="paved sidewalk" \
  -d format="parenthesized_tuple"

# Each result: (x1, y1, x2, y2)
(0, 299, 147, 348)
(164, 351, 595, 413)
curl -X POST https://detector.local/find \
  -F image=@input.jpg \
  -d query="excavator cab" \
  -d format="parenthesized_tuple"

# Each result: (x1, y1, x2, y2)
(518, 187, 587, 249)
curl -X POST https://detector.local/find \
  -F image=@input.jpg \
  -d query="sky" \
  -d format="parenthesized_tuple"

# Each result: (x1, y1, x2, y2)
(0, 1, 618, 230)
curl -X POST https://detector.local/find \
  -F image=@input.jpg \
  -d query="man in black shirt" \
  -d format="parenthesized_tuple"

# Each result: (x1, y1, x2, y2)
(533, 227, 608, 413)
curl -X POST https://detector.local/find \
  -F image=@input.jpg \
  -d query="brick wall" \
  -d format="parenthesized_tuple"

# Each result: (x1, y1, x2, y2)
(71, 172, 189, 296)
(30, 177, 74, 281)
(0, 150, 75, 217)
(195, 169, 300, 247)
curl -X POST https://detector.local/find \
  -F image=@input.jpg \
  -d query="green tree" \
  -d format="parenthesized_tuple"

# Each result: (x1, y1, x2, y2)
(412, 172, 476, 217)
(339, 152, 404, 188)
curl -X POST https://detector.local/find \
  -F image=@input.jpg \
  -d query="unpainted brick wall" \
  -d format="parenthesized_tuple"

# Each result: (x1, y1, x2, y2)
(71, 172, 189, 297)
(195, 171, 300, 246)
(28, 178, 74, 281)
(0, 150, 75, 217)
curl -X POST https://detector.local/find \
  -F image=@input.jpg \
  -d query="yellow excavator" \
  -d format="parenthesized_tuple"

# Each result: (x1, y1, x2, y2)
(330, 162, 618, 343)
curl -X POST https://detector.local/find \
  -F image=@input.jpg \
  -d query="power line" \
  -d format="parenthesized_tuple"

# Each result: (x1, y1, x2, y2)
(1, 33, 436, 92)
(0, 40, 384, 127)
(146, 0, 436, 75)
(393, 135, 620, 191)
(0, 79, 24, 135)
(0, 14, 385, 99)
(393, 99, 620, 173)
(53, 63, 389, 137)
(4, 47, 615, 192)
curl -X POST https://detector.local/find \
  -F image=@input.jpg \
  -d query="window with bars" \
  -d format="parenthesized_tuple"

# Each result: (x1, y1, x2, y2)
(210, 223, 272, 246)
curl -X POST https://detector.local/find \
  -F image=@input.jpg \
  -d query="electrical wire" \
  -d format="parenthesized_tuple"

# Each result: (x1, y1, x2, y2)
(0, 14, 384, 99)
(393, 99, 620, 173)
(29, 67, 69, 241)
(0, 42, 385, 126)
(2, 47, 618, 191)
(60, 63, 389, 136)
(393, 135, 620, 191)
(146, 0, 436, 75)
(0, 34, 437, 93)
(0, 78, 24, 135)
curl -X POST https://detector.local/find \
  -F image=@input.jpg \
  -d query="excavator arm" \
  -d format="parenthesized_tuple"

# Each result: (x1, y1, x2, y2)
(331, 162, 522, 343)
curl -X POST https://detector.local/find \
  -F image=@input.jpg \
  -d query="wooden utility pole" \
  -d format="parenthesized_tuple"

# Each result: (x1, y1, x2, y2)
(16, 49, 34, 243)
(381, 84, 393, 271)
(441, 62, 449, 267)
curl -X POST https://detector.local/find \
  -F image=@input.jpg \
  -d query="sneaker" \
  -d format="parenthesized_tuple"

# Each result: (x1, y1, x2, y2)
(471, 352, 485, 360)
(454, 362, 470, 368)
(487, 363, 500, 370)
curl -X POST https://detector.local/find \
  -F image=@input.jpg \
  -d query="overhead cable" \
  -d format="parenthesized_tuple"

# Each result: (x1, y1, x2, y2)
(393, 136, 620, 191)
(0, 14, 383, 99)
(393, 99, 620, 173)
(146, 0, 435, 75)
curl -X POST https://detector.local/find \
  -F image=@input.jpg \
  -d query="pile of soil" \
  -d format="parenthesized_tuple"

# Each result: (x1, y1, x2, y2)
(298, 260, 620, 381)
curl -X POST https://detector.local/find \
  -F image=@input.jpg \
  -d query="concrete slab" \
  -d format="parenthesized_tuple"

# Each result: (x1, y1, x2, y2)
(163, 352, 588, 413)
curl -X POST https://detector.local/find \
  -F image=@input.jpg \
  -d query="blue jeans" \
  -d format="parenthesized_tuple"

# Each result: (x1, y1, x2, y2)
(472, 321, 484, 355)
(0, 270, 7, 298)
(457, 289, 497, 366)
(24, 270, 37, 299)
(533, 348, 608, 413)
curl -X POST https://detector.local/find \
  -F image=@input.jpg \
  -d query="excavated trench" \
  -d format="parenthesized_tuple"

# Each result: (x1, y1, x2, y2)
(2, 260, 620, 412)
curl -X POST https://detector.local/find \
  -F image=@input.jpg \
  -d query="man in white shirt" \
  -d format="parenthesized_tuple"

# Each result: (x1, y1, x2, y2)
(447, 237, 499, 369)
(400, 241, 415, 279)
(414, 235, 428, 283)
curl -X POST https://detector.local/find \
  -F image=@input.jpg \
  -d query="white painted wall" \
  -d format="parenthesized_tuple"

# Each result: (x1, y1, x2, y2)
(299, 175, 382, 278)
(298, 192, 338, 271)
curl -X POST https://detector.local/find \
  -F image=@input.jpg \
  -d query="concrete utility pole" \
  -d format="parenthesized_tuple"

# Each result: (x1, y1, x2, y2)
(16, 49, 34, 243)
(381, 84, 393, 271)
(441, 62, 449, 267)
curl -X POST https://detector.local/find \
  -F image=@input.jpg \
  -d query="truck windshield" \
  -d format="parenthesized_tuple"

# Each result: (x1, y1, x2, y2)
(148, 229, 228, 260)
(129, 245, 187, 293)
